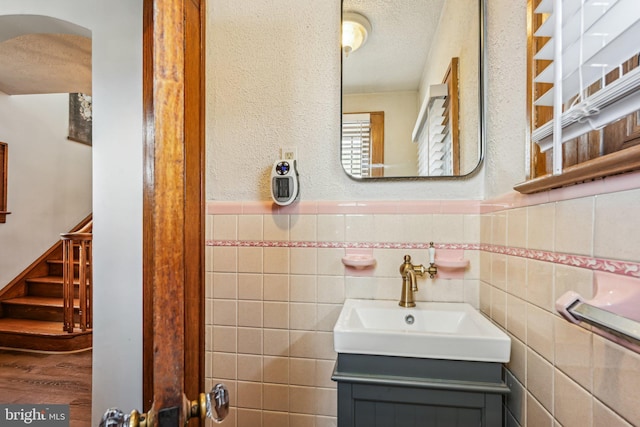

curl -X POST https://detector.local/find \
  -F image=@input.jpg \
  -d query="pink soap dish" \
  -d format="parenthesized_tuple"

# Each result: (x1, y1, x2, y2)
(436, 258, 469, 269)
(342, 248, 376, 270)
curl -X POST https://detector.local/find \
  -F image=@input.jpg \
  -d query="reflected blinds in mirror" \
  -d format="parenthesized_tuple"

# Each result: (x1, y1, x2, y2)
(414, 58, 459, 177)
(342, 112, 384, 178)
(531, 0, 640, 158)
(417, 92, 450, 176)
(342, 113, 372, 178)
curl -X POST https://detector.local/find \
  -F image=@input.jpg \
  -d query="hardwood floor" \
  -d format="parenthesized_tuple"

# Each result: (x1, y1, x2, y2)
(0, 349, 91, 426)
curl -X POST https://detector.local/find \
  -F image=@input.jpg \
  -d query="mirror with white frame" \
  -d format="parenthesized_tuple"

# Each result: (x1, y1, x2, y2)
(341, 0, 485, 178)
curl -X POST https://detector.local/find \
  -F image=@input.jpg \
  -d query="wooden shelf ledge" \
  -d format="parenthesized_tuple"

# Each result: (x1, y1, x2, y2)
(514, 144, 640, 194)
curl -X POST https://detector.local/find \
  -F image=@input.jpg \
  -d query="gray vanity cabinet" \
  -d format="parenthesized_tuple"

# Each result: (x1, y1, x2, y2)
(332, 354, 509, 427)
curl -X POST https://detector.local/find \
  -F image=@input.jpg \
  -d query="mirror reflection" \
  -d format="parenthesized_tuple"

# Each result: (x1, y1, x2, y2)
(341, 0, 483, 178)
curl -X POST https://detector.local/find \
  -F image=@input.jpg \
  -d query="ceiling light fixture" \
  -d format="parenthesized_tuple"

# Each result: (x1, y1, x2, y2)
(342, 12, 372, 57)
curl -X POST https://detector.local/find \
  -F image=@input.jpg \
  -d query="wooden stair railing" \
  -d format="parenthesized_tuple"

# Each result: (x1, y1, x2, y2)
(0, 214, 92, 351)
(60, 220, 92, 333)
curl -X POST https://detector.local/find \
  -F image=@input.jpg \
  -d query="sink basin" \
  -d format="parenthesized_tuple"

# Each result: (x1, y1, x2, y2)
(333, 299, 511, 362)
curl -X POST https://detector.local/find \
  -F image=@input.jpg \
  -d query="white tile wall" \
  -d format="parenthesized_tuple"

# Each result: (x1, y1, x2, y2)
(206, 192, 640, 427)
(481, 192, 640, 427)
(594, 189, 640, 261)
(206, 211, 480, 426)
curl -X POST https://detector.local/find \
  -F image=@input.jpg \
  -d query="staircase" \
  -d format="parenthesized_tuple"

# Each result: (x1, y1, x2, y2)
(0, 215, 92, 352)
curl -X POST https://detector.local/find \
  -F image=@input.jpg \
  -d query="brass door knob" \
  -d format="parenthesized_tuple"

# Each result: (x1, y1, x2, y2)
(101, 383, 229, 426)
(189, 384, 229, 423)
(99, 408, 145, 427)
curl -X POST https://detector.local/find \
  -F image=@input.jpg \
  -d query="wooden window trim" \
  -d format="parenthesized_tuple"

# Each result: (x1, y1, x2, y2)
(514, 143, 640, 194)
(443, 57, 460, 175)
(0, 142, 9, 223)
(518, 0, 640, 194)
(370, 111, 384, 177)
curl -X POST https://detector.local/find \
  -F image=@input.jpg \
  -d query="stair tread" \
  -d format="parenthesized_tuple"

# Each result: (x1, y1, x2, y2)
(26, 275, 64, 284)
(0, 318, 90, 337)
(2, 296, 79, 308)
(47, 259, 89, 265)
(26, 275, 86, 285)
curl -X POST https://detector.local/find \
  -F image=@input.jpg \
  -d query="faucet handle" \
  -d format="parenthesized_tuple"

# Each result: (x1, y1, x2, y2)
(428, 242, 436, 265)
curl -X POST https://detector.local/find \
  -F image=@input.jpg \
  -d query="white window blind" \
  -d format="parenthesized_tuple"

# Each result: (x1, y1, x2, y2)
(342, 113, 371, 178)
(532, 0, 640, 160)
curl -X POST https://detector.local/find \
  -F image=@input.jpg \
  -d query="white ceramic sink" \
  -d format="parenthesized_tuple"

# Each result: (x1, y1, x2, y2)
(333, 299, 511, 362)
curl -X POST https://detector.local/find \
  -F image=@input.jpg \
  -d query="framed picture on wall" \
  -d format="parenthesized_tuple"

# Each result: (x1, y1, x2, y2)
(68, 93, 92, 146)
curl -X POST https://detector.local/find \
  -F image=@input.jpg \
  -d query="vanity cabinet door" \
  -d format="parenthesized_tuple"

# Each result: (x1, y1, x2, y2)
(338, 382, 501, 427)
(353, 400, 482, 427)
(334, 354, 508, 427)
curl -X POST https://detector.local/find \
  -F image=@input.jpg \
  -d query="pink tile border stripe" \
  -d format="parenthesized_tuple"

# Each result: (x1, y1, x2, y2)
(207, 239, 640, 279)
(481, 244, 640, 279)
(207, 240, 478, 250)
(206, 200, 482, 215)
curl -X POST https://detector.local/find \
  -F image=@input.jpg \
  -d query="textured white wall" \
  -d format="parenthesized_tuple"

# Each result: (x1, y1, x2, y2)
(0, 93, 92, 286)
(0, 1, 144, 424)
(343, 91, 418, 176)
(484, 0, 528, 197)
(207, 0, 486, 201)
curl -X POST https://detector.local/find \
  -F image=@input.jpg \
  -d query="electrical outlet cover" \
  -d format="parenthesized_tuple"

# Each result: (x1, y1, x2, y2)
(281, 147, 297, 160)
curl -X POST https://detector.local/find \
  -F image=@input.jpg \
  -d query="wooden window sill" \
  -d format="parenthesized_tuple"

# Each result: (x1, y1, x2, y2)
(0, 211, 10, 223)
(514, 144, 640, 194)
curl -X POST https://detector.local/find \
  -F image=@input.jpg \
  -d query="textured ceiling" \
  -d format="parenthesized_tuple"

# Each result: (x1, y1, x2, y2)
(0, 15, 91, 96)
(342, 0, 446, 94)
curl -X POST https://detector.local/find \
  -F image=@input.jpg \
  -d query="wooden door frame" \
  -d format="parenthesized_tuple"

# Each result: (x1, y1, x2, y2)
(142, 0, 206, 422)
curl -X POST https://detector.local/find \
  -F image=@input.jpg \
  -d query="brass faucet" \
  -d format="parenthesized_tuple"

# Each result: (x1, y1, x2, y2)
(398, 244, 438, 308)
(399, 255, 425, 307)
